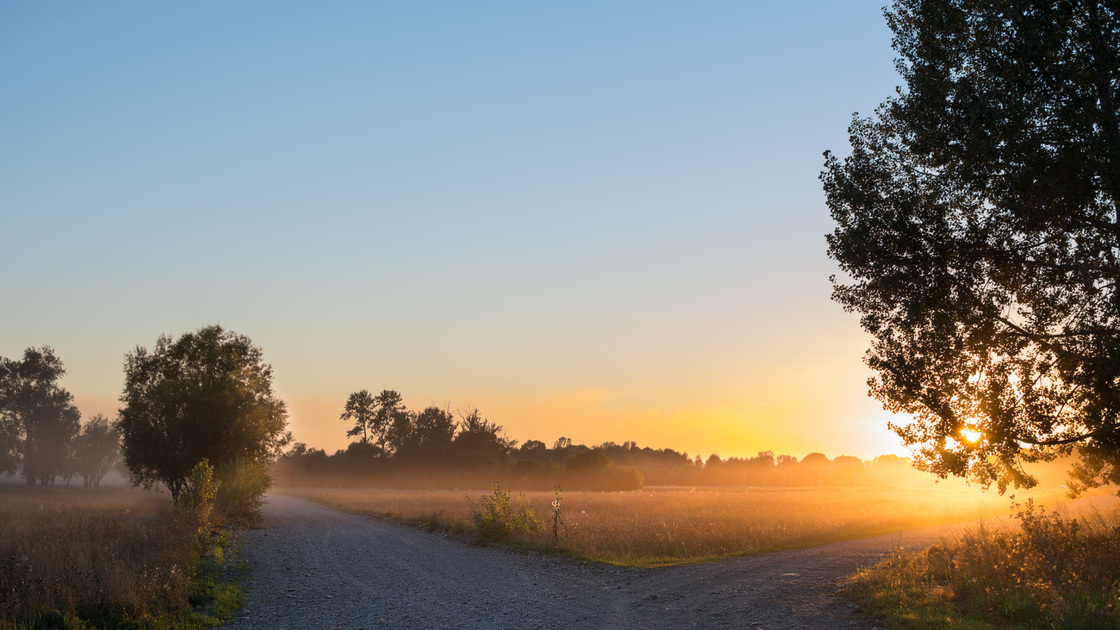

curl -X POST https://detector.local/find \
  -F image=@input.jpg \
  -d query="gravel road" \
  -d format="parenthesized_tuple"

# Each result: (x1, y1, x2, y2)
(221, 494, 979, 629)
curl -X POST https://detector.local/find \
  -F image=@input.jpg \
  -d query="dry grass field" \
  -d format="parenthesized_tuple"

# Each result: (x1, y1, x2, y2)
(0, 484, 234, 629)
(284, 485, 1071, 567)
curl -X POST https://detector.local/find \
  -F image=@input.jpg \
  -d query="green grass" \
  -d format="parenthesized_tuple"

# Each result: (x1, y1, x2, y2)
(843, 500, 1120, 630)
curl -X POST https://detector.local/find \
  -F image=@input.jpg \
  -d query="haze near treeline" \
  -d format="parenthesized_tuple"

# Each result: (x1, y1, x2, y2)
(2, 2, 903, 460)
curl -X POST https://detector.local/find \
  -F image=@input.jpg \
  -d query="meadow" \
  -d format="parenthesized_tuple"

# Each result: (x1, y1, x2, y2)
(282, 484, 1068, 567)
(0, 485, 238, 630)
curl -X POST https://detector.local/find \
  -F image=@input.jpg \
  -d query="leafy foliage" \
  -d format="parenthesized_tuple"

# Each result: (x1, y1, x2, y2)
(823, 0, 1120, 492)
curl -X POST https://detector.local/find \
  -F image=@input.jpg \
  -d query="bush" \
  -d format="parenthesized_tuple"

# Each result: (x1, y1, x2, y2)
(468, 482, 543, 543)
(213, 458, 272, 528)
(176, 460, 220, 551)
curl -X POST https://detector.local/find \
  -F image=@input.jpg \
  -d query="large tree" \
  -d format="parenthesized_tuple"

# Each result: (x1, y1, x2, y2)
(824, 0, 1120, 492)
(116, 325, 290, 498)
(0, 347, 80, 484)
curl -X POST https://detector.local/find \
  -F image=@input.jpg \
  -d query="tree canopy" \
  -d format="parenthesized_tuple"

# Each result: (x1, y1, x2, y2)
(116, 325, 290, 497)
(823, 0, 1120, 492)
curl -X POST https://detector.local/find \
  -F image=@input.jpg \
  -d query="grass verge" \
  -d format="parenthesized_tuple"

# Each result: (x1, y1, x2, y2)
(843, 500, 1120, 630)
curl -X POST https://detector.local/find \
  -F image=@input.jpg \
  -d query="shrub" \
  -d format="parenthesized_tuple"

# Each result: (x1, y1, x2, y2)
(214, 457, 272, 528)
(175, 459, 220, 552)
(468, 482, 543, 542)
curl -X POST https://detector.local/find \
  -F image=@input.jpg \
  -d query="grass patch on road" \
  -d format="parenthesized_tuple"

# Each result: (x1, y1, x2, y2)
(0, 485, 241, 630)
(282, 485, 1053, 567)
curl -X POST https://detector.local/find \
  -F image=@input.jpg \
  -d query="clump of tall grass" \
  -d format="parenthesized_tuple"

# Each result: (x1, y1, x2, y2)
(845, 500, 1120, 629)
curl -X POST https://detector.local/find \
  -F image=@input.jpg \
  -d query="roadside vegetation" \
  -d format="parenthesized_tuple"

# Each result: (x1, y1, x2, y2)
(1, 328, 286, 629)
(844, 500, 1120, 629)
(0, 480, 241, 630)
(285, 485, 1060, 567)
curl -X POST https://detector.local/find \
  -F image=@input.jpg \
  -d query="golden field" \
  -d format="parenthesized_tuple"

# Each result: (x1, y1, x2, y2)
(282, 485, 1079, 567)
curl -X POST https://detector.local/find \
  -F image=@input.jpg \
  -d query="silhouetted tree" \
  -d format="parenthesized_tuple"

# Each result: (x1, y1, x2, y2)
(453, 409, 516, 467)
(0, 421, 16, 476)
(341, 390, 378, 444)
(73, 414, 120, 486)
(378, 391, 414, 456)
(516, 439, 548, 462)
(566, 447, 612, 471)
(399, 406, 456, 463)
(824, 0, 1120, 492)
(343, 389, 409, 453)
(116, 325, 290, 499)
(0, 347, 80, 485)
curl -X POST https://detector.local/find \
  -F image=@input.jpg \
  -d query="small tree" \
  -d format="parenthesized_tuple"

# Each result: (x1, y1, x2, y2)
(116, 325, 290, 501)
(74, 414, 120, 487)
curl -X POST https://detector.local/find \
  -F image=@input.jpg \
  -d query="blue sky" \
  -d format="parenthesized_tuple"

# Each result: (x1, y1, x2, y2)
(1, 2, 906, 458)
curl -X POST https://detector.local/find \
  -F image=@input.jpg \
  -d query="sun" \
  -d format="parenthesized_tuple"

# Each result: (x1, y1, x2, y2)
(961, 427, 983, 443)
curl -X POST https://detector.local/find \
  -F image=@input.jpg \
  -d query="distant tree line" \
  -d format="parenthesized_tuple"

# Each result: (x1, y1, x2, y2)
(276, 389, 643, 491)
(0, 347, 120, 486)
(275, 389, 1004, 492)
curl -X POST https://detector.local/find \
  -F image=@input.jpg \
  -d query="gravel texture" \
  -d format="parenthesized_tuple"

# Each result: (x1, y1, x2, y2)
(224, 494, 959, 629)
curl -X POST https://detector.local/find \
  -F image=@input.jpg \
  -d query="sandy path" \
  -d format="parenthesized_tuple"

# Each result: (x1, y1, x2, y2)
(222, 494, 998, 629)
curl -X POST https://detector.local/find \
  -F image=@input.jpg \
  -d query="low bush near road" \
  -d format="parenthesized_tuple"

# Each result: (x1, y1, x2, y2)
(844, 500, 1120, 629)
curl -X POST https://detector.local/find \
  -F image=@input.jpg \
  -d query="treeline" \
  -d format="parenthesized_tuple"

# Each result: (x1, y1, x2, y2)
(0, 347, 121, 486)
(276, 389, 644, 490)
(275, 389, 985, 492)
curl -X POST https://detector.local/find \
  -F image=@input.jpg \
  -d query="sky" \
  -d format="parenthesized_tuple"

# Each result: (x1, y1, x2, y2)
(1, 2, 909, 461)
